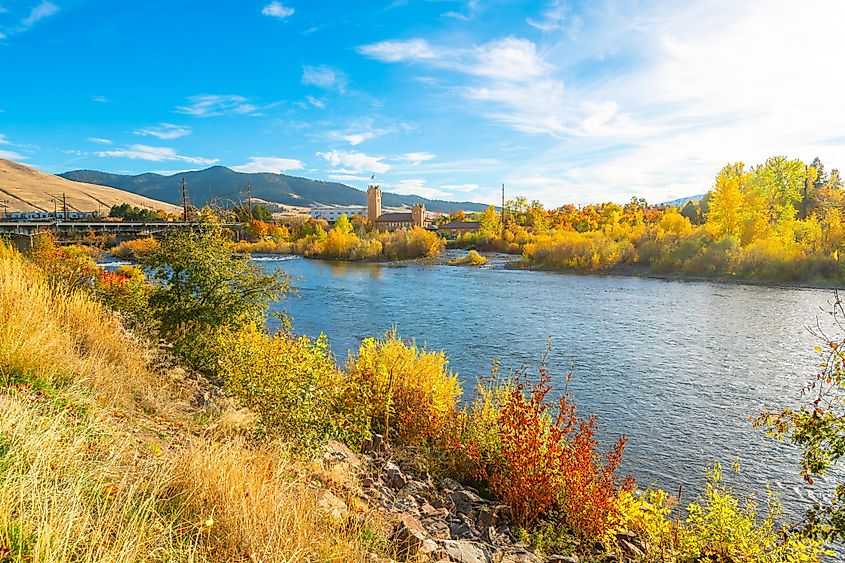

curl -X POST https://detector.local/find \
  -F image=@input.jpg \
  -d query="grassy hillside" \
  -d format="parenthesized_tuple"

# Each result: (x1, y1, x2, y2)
(0, 159, 180, 215)
(60, 166, 491, 213)
(0, 245, 386, 561)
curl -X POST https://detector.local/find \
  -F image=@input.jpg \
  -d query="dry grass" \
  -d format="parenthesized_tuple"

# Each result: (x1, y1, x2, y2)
(0, 158, 179, 214)
(0, 244, 389, 562)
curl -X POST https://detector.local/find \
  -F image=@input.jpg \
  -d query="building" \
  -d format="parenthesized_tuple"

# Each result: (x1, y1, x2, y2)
(367, 185, 429, 230)
(308, 207, 367, 222)
(437, 220, 481, 238)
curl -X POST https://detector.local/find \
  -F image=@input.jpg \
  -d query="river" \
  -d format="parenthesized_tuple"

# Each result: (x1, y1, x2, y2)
(257, 253, 844, 523)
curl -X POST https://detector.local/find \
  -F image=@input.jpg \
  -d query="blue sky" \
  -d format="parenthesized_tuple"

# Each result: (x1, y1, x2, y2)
(1, 0, 843, 206)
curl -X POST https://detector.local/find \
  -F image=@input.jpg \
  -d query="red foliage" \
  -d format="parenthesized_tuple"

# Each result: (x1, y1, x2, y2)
(481, 369, 632, 537)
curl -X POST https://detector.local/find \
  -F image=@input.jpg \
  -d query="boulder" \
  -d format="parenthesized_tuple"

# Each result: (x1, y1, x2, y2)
(385, 462, 408, 490)
(323, 439, 362, 469)
(491, 548, 543, 563)
(439, 540, 493, 563)
(315, 490, 348, 521)
(392, 514, 429, 557)
(422, 517, 452, 540)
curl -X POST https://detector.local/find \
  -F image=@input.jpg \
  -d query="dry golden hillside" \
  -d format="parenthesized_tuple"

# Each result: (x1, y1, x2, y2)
(0, 158, 180, 215)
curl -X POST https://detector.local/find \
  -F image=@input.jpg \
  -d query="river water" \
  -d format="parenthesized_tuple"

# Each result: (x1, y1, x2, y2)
(259, 254, 841, 523)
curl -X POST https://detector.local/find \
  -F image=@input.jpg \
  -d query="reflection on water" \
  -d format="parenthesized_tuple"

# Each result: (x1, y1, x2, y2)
(262, 255, 839, 522)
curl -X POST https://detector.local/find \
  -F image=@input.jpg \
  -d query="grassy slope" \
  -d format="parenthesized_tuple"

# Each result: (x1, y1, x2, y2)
(0, 158, 180, 214)
(0, 245, 387, 562)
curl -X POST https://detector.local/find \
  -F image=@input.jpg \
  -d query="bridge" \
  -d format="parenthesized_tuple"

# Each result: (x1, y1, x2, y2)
(0, 221, 242, 250)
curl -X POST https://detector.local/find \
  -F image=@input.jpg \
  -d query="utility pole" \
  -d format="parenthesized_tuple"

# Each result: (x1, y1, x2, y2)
(501, 183, 506, 234)
(0, 199, 8, 219)
(62, 192, 67, 221)
(181, 176, 189, 222)
(247, 180, 253, 221)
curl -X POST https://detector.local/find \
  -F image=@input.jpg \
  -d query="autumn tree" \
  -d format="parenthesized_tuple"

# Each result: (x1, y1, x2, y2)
(708, 162, 749, 240)
(751, 156, 806, 228)
(479, 205, 500, 237)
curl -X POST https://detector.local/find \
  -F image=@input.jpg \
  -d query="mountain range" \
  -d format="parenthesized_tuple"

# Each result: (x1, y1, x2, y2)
(60, 167, 491, 213)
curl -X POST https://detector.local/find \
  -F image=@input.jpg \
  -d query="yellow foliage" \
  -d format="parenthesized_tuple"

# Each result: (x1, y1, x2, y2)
(343, 329, 462, 447)
(110, 237, 160, 261)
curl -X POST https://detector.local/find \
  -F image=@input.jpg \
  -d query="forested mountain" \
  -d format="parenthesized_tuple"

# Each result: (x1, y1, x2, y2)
(59, 166, 490, 213)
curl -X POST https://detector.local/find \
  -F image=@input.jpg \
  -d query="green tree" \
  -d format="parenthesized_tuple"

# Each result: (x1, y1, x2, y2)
(233, 204, 272, 222)
(751, 156, 805, 227)
(680, 200, 701, 224)
(141, 224, 289, 371)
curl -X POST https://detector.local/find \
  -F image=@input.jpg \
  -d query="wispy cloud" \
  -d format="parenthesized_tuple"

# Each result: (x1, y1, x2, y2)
(301, 65, 347, 93)
(443, 0, 480, 21)
(262, 1, 294, 19)
(176, 94, 263, 117)
(398, 152, 435, 165)
(2, 1, 58, 37)
(0, 149, 25, 160)
(328, 173, 371, 182)
(527, 0, 569, 31)
(327, 119, 392, 145)
(87, 137, 113, 145)
(91, 95, 110, 104)
(134, 123, 192, 140)
(96, 144, 217, 165)
(0, 134, 9, 145)
(357, 38, 436, 63)
(232, 156, 304, 173)
(306, 95, 325, 109)
(317, 149, 391, 174)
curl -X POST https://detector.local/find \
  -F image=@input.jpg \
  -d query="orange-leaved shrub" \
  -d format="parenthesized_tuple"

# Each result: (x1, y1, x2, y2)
(462, 363, 631, 538)
(110, 237, 159, 261)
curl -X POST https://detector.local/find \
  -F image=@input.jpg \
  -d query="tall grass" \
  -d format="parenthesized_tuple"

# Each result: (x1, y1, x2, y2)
(0, 244, 388, 562)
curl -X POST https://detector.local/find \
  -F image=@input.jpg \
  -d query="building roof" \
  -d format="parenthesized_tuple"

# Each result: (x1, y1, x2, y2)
(439, 221, 481, 230)
(375, 212, 414, 222)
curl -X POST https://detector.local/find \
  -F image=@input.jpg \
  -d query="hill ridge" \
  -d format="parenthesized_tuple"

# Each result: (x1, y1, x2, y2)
(59, 166, 492, 213)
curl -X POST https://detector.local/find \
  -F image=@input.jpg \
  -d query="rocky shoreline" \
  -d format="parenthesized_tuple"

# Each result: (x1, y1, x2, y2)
(319, 439, 647, 563)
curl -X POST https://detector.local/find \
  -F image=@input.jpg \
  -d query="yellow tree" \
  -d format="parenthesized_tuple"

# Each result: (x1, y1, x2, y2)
(707, 162, 749, 240)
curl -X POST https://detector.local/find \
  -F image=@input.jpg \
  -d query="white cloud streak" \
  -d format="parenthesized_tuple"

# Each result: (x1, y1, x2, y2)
(134, 123, 192, 140)
(301, 65, 347, 93)
(176, 95, 261, 117)
(317, 150, 391, 174)
(262, 2, 294, 19)
(232, 156, 304, 173)
(96, 144, 217, 166)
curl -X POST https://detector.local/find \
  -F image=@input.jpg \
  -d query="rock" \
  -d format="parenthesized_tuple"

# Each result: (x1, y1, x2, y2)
(442, 477, 462, 491)
(385, 462, 408, 490)
(422, 517, 452, 540)
(477, 508, 497, 529)
(448, 520, 477, 540)
(316, 490, 348, 521)
(439, 540, 492, 563)
(451, 490, 484, 515)
(618, 539, 644, 559)
(546, 556, 578, 563)
(323, 439, 362, 469)
(491, 548, 543, 563)
(420, 538, 442, 559)
(392, 514, 429, 557)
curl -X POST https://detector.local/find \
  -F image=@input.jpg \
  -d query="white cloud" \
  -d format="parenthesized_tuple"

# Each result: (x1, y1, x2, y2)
(20, 1, 57, 29)
(357, 38, 436, 62)
(301, 65, 347, 93)
(441, 183, 480, 192)
(232, 156, 305, 174)
(176, 94, 260, 117)
(399, 152, 436, 165)
(443, 0, 480, 21)
(329, 174, 371, 182)
(134, 123, 192, 140)
(262, 1, 294, 19)
(0, 133, 9, 145)
(306, 95, 325, 108)
(317, 149, 391, 174)
(91, 95, 110, 104)
(0, 149, 25, 160)
(527, 0, 569, 31)
(386, 179, 453, 200)
(96, 144, 217, 166)
(87, 137, 113, 145)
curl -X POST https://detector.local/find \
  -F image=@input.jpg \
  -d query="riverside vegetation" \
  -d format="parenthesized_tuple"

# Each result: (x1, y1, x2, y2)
(2, 225, 841, 561)
(149, 154, 845, 285)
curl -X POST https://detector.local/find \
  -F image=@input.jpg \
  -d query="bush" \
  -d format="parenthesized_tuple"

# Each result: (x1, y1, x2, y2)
(678, 464, 827, 562)
(214, 324, 341, 451)
(449, 250, 488, 266)
(342, 330, 461, 448)
(110, 237, 159, 261)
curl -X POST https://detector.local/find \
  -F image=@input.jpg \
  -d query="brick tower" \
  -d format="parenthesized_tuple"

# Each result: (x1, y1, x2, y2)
(367, 185, 382, 223)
